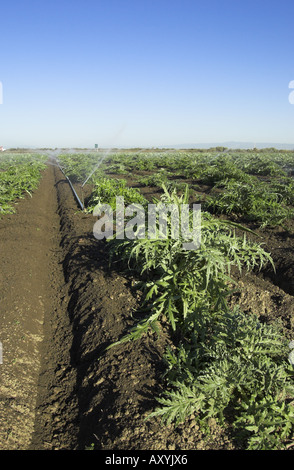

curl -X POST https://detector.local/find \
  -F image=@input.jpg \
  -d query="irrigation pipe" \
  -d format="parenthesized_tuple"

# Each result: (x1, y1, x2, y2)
(56, 161, 85, 211)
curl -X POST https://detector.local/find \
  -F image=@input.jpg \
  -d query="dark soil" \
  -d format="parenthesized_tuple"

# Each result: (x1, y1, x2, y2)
(0, 164, 293, 450)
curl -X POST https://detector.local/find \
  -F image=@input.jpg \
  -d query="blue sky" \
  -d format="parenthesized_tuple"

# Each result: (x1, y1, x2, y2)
(1, 0, 294, 148)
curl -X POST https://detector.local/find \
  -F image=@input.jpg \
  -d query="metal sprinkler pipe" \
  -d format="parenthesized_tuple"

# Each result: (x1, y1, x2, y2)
(57, 163, 85, 211)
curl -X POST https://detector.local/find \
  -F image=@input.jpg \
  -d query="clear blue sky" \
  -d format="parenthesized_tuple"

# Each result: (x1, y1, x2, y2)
(1, 0, 294, 148)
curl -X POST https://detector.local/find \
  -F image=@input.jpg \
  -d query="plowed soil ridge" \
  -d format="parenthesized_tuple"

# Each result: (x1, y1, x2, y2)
(47, 167, 204, 450)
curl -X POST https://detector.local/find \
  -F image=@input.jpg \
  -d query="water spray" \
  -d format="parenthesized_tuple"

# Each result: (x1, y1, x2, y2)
(81, 148, 112, 187)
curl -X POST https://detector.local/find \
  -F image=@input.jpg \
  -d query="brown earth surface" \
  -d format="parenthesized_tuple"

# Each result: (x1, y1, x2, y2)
(0, 164, 293, 450)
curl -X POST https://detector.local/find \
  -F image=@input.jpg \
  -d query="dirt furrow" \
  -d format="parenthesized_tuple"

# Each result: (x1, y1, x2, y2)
(0, 166, 73, 449)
